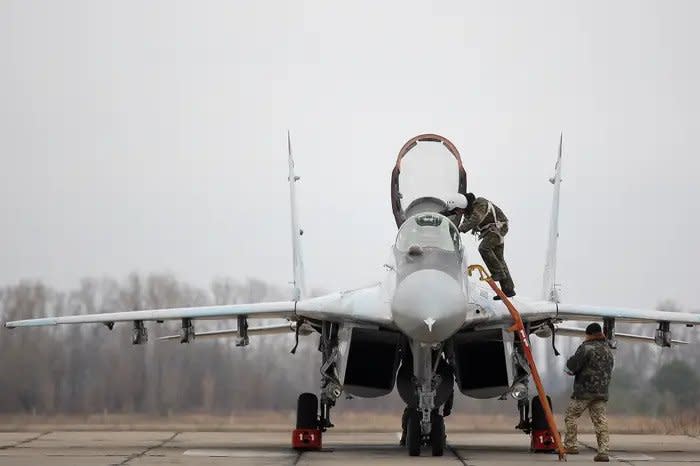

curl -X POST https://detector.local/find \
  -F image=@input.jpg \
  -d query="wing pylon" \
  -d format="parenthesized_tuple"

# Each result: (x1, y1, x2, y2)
(158, 322, 312, 341)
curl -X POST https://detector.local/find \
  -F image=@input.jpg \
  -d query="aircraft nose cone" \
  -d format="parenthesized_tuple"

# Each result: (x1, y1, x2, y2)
(392, 269, 467, 343)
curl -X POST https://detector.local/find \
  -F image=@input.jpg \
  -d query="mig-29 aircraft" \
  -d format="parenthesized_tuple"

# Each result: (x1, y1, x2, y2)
(6, 133, 699, 457)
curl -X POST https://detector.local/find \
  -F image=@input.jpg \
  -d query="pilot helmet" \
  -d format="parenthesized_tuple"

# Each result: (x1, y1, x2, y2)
(444, 193, 467, 211)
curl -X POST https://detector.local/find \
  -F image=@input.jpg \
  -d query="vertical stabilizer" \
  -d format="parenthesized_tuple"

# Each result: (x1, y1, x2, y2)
(542, 134, 563, 302)
(287, 131, 306, 301)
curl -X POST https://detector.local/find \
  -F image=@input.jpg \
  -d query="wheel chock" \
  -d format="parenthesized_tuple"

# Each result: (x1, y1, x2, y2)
(531, 429, 557, 452)
(292, 428, 322, 451)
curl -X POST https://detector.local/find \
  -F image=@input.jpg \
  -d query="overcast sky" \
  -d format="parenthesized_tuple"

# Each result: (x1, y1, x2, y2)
(1, 0, 698, 312)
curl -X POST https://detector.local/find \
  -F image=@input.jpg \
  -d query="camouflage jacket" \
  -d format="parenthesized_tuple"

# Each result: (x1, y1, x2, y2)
(566, 337, 614, 401)
(458, 197, 508, 234)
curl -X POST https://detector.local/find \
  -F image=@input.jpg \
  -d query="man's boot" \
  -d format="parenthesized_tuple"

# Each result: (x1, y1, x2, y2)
(594, 453, 610, 462)
(492, 274, 516, 300)
(565, 447, 579, 454)
(493, 283, 516, 300)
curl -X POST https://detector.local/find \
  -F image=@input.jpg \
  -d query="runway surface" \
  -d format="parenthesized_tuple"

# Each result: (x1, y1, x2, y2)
(0, 431, 698, 465)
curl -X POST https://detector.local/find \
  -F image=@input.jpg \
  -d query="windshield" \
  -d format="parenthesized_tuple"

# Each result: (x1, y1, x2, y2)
(395, 213, 461, 252)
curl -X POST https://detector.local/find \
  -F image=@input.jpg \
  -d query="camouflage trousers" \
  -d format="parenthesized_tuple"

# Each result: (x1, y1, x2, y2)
(564, 399, 609, 454)
(478, 228, 514, 293)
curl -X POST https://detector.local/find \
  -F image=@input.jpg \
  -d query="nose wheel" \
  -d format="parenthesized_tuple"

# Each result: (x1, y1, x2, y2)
(406, 411, 421, 456)
(404, 410, 445, 457)
(429, 412, 445, 456)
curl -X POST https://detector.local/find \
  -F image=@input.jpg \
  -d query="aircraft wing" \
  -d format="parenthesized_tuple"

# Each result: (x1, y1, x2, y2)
(520, 301, 700, 326)
(555, 324, 688, 344)
(4, 285, 395, 331)
(4, 301, 295, 328)
(295, 286, 394, 328)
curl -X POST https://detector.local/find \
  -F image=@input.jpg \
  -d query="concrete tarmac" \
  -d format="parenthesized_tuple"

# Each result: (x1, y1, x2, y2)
(0, 431, 698, 465)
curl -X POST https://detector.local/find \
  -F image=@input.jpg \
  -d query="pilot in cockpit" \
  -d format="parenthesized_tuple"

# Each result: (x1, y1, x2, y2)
(447, 193, 516, 299)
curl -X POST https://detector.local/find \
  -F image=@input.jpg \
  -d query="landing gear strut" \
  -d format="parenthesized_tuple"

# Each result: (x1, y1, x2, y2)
(513, 322, 532, 434)
(516, 397, 531, 433)
(291, 321, 341, 452)
(402, 341, 447, 457)
(319, 322, 341, 430)
(412, 342, 437, 435)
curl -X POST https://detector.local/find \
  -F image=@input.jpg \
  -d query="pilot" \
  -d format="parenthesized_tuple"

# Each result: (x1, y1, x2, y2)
(456, 193, 515, 299)
(563, 323, 614, 462)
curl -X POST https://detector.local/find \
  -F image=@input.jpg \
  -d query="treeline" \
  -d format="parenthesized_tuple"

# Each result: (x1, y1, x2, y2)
(0, 276, 698, 417)
(0, 275, 323, 415)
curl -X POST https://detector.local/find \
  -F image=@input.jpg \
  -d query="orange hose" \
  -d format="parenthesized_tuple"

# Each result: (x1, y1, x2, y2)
(468, 264, 567, 461)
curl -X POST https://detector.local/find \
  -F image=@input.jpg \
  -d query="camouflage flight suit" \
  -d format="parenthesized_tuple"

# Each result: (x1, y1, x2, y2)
(458, 197, 515, 293)
(564, 335, 614, 455)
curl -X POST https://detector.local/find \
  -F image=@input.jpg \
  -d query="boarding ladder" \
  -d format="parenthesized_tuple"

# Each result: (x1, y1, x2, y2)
(467, 264, 567, 461)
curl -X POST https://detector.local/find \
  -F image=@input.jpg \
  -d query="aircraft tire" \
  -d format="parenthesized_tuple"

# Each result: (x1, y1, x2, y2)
(430, 413, 445, 456)
(406, 411, 421, 456)
(296, 393, 318, 429)
(531, 395, 552, 431)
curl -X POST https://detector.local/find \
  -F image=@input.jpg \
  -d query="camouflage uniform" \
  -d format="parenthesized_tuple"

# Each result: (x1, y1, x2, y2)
(458, 197, 514, 293)
(563, 336, 614, 454)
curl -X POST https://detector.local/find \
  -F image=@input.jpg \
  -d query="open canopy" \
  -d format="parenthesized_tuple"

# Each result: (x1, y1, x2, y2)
(390, 134, 467, 228)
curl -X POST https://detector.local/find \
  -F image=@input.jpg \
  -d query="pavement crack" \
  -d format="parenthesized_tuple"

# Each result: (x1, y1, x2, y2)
(447, 443, 469, 466)
(0, 431, 51, 450)
(291, 450, 303, 465)
(114, 431, 179, 465)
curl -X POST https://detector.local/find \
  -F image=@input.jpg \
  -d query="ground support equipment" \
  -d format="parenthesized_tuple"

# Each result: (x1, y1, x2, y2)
(530, 395, 557, 452)
(292, 393, 323, 451)
(467, 264, 567, 461)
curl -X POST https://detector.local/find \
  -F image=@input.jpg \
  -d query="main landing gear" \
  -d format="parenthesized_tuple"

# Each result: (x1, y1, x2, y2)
(515, 393, 557, 453)
(292, 322, 342, 452)
(468, 264, 566, 459)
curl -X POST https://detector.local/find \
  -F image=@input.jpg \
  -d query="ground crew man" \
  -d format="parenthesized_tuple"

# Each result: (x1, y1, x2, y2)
(564, 322, 615, 462)
(458, 193, 515, 298)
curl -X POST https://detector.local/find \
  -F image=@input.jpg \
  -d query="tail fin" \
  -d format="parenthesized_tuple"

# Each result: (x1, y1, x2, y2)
(542, 133, 563, 302)
(287, 131, 307, 301)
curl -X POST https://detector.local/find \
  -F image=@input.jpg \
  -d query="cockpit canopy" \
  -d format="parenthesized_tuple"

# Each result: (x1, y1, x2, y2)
(395, 213, 462, 253)
(391, 134, 467, 228)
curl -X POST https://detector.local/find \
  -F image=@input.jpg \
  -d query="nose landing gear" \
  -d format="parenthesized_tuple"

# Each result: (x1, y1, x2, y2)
(400, 340, 450, 457)
(404, 410, 445, 457)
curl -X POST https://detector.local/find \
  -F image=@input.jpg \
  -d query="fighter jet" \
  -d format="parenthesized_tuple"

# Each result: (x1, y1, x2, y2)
(5, 133, 699, 457)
